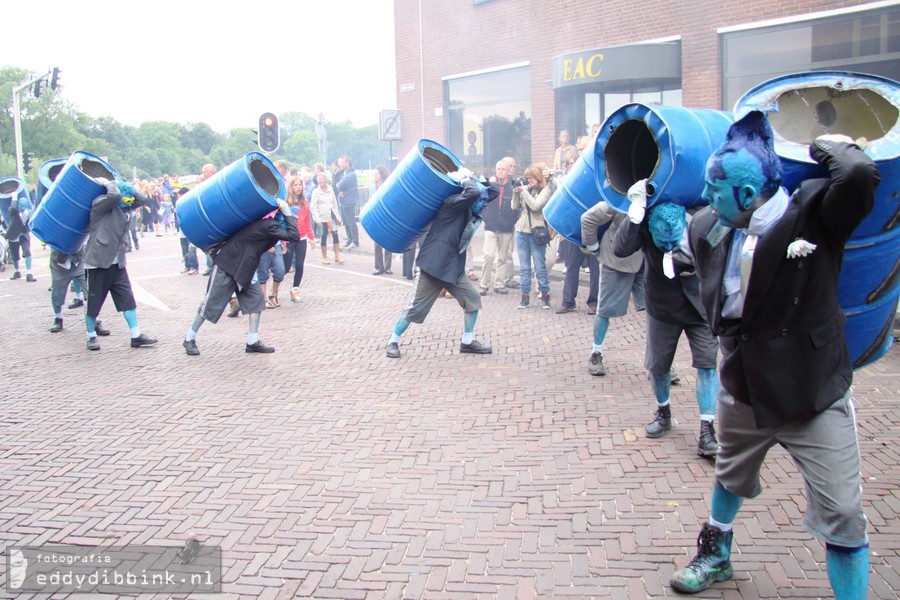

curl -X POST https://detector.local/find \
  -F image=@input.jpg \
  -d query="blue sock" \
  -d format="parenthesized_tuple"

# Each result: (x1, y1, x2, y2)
(697, 368, 718, 419)
(462, 311, 478, 344)
(85, 315, 97, 338)
(592, 316, 609, 353)
(123, 309, 140, 337)
(649, 371, 670, 405)
(826, 543, 869, 600)
(709, 480, 743, 530)
(24, 256, 32, 272)
(391, 318, 410, 343)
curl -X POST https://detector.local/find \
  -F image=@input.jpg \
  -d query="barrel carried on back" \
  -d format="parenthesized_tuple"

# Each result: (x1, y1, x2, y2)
(29, 151, 121, 254)
(177, 152, 285, 250)
(36, 158, 68, 206)
(360, 139, 464, 254)
(0, 177, 30, 225)
(735, 71, 900, 369)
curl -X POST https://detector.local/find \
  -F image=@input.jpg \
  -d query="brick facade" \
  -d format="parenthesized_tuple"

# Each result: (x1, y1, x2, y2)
(393, 0, 877, 165)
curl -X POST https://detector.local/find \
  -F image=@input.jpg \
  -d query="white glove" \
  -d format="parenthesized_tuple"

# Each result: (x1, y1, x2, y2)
(585, 242, 601, 257)
(95, 177, 110, 186)
(447, 167, 474, 183)
(627, 179, 648, 224)
(276, 199, 291, 216)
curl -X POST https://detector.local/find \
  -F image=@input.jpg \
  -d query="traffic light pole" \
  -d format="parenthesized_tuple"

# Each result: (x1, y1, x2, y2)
(11, 71, 52, 179)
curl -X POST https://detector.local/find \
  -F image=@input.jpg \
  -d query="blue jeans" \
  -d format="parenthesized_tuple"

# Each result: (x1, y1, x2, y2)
(516, 232, 549, 294)
(256, 244, 285, 283)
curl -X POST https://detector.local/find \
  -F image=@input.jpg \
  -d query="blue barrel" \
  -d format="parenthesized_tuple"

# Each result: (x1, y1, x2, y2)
(596, 103, 735, 212)
(0, 177, 30, 225)
(177, 152, 285, 250)
(36, 158, 68, 205)
(29, 151, 120, 254)
(360, 139, 464, 253)
(543, 133, 604, 245)
(735, 71, 900, 368)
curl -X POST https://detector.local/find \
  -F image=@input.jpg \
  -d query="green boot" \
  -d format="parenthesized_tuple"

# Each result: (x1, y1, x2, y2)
(670, 522, 734, 593)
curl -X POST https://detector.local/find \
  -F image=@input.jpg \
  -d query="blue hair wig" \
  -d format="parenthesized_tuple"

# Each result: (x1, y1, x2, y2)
(648, 202, 686, 247)
(709, 110, 782, 205)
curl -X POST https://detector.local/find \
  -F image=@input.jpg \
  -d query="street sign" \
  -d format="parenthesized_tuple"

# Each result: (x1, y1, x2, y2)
(379, 110, 401, 141)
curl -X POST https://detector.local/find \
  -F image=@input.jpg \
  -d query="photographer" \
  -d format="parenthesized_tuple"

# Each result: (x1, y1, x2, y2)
(511, 165, 556, 309)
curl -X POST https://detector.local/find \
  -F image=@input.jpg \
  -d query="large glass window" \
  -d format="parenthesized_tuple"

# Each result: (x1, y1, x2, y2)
(445, 66, 531, 173)
(722, 5, 900, 109)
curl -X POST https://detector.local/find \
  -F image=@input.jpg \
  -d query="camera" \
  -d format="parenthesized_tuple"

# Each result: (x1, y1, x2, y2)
(513, 176, 529, 187)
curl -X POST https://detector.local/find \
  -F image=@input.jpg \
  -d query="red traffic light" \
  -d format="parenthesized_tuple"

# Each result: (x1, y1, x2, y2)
(263, 116, 274, 127)
(258, 112, 280, 152)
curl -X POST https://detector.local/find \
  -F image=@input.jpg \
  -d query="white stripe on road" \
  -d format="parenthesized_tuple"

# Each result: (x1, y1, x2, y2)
(131, 280, 171, 311)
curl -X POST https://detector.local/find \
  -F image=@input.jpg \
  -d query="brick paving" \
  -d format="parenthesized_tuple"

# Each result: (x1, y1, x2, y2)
(0, 229, 897, 599)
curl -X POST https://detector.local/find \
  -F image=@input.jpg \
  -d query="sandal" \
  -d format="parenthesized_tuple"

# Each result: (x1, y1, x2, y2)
(266, 296, 278, 309)
(272, 296, 280, 307)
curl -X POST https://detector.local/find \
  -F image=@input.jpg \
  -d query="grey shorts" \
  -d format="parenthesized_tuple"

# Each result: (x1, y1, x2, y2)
(400, 269, 482, 324)
(715, 387, 867, 547)
(199, 266, 266, 324)
(49, 260, 86, 309)
(643, 313, 718, 375)
(597, 263, 645, 318)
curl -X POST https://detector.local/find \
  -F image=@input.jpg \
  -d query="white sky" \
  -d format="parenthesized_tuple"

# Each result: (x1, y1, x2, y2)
(7, 0, 397, 133)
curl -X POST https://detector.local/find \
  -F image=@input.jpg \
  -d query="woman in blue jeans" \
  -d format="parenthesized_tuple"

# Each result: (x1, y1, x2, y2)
(511, 165, 556, 309)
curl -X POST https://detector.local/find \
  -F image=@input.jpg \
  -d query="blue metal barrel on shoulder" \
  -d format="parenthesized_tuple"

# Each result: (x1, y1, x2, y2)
(735, 71, 900, 369)
(177, 153, 285, 250)
(28, 151, 120, 254)
(0, 177, 31, 225)
(360, 139, 464, 254)
(36, 158, 68, 206)
(543, 103, 734, 246)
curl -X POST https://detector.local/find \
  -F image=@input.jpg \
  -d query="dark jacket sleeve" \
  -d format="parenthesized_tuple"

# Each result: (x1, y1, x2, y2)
(442, 179, 482, 212)
(613, 216, 644, 258)
(90, 181, 122, 219)
(809, 140, 879, 244)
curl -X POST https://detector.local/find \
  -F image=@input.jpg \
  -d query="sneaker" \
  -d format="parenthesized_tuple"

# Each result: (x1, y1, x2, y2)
(555, 305, 576, 314)
(67, 298, 84, 309)
(131, 334, 158, 348)
(9, 271, 21, 280)
(493, 287, 508, 295)
(585, 305, 597, 314)
(645, 405, 672, 438)
(50, 318, 63, 333)
(373, 270, 384, 276)
(384, 269, 393, 275)
(670, 368, 681, 385)
(349, 242, 359, 249)
(245, 341, 275, 353)
(541, 293, 551, 310)
(322, 257, 331, 265)
(201, 270, 211, 276)
(479, 288, 489, 297)
(385, 342, 401, 358)
(670, 523, 734, 593)
(698, 421, 719, 457)
(86, 337, 100, 351)
(517, 293, 529, 309)
(504, 281, 519, 289)
(183, 339, 200, 356)
(227, 298, 240, 318)
(588, 351, 606, 376)
(290, 289, 300, 302)
(95, 321, 110, 336)
(25, 274, 36, 282)
(460, 340, 492, 354)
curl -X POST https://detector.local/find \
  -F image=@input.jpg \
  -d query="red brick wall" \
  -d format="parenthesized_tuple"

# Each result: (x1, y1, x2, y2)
(394, 0, 875, 165)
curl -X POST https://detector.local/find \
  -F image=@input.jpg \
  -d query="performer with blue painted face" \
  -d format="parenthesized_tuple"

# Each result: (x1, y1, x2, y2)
(670, 110, 878, 598)
(614, 183, 720, 458)
(83, 179, 156, 351)
(5, 193, 35, 282)
(385, 170, 499, 359)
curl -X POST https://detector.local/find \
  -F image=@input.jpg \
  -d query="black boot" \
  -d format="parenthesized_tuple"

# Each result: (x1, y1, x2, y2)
(645, 404, 672, 438)
(698, 421, 719, 457)
(50, 317, 63, 333)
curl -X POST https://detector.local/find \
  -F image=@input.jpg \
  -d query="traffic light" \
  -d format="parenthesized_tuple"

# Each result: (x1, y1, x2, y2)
(258, 112, 279, 152)
(23, 152, 34, 174)
(50, 67, 60, 90)
(33, 80, 42, 98)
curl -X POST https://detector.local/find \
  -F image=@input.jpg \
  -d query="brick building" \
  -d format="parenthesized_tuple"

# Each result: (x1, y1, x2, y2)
(392, 0, 899, 171)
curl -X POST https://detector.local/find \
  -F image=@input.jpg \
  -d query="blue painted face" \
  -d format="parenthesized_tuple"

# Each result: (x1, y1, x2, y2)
(702, 149, 762, 229)
(648, 203, 686, 252)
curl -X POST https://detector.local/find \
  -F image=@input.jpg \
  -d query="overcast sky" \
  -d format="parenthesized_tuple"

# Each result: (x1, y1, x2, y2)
(7, 0, 397, 133)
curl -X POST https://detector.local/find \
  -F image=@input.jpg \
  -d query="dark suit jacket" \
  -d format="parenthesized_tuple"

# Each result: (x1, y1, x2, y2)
(84, 183, 147, 270)
(212, 215, 300, 288)
(689, 140, 878, 428)
(613, 209, 707, 326)
(416, 179, 484, 285)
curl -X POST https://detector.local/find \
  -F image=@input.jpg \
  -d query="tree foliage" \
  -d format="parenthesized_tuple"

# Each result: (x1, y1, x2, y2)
(0, 65, 395, 185)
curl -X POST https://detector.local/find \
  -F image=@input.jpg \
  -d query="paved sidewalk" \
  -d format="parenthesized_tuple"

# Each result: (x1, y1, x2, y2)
(0, 232, 897, 599)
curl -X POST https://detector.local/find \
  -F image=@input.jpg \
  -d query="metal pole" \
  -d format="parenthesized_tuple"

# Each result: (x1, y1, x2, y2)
(13, 88, 23, 178)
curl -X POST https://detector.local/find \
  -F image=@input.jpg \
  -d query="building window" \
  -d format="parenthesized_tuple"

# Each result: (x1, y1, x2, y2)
(445, 65, 531, 173)
(722, 5, 900, 110)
